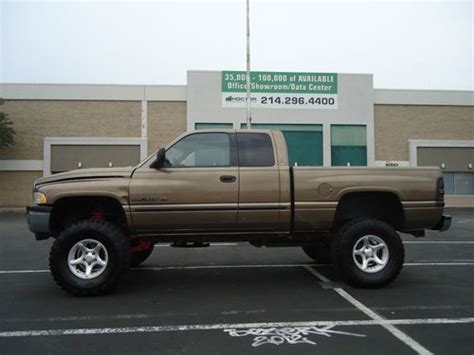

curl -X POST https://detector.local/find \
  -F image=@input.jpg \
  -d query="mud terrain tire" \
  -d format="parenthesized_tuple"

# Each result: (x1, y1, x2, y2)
(49, 220, 129, 296)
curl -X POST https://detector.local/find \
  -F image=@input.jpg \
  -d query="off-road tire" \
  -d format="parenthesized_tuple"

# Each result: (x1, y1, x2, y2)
(332, 218, 404, 288)
(130, 244, 154, 267)
(49, 219, 130, 296)
(302, 245, 332, 264)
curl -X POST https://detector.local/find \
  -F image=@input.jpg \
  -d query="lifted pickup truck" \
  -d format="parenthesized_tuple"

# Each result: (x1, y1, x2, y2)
(27, 130, 451, 296)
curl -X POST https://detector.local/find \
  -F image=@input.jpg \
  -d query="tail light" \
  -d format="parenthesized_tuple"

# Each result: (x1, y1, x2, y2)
(436, 177, 445, 201)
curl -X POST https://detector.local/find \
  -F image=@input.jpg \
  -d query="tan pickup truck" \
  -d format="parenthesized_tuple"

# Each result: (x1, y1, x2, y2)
(26, 130, 451, 296)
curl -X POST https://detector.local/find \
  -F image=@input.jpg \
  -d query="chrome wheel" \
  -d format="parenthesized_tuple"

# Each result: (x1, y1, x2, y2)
(352, 235, 389, 273)
(67, 239, 108, 279)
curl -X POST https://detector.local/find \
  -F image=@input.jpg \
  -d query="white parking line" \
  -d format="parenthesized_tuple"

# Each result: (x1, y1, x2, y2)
(304, 266, 433, 354)
(0, 269, 49, 274)
(0, 317, 472, 338)
(455, 219, 474, 224)
(2, 305, 470, 324)
(154, 241, 474, 246)
(403, 241, 474, 244)
(0, 264, 326, 274)
(136, 263, 328, 271)
(404, 262, 474, 266)
(135, 262, 474, 270)
(1, 261, 474, 275)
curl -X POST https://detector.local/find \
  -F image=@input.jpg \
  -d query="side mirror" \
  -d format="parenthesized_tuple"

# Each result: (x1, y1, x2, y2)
(150, 148, 166, 169)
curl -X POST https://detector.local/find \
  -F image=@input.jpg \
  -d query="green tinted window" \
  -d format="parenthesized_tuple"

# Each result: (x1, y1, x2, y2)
(195, 123, 233, 130)
(331, 125, 367, 166)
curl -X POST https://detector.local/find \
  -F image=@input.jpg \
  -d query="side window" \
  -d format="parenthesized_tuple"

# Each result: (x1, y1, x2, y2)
(166, 133, 230, 167)
(237, 133, 275, 167)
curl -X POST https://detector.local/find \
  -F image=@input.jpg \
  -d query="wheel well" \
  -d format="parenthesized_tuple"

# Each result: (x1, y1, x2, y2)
(333, 192, 404, 230)
(50, 196, 128, 237)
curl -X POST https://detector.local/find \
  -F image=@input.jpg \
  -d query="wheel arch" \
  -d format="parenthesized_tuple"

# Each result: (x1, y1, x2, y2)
(50, 196, 130, 237)
(333, 191, 405, 231)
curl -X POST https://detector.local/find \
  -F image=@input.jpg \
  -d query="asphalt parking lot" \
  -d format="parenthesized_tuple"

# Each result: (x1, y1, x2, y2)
(0, 208, 473, 354)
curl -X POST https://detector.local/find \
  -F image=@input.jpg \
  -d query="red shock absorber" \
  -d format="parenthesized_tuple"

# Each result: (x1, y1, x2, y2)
(91, 211, 106, 221)
(131, 238, 152, 253)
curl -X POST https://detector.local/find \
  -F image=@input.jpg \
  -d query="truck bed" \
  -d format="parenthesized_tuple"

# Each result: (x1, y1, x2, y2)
(291, 166, 444, 231)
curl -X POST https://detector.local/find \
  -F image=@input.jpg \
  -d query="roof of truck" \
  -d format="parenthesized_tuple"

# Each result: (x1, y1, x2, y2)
(191, 129, 275, 133)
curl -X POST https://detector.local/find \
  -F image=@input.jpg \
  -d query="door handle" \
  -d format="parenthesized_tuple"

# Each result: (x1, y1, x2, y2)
(220, 175, 236, 183)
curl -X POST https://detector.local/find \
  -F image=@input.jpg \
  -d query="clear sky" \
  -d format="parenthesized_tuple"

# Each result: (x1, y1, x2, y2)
(1, 0, 473, 90)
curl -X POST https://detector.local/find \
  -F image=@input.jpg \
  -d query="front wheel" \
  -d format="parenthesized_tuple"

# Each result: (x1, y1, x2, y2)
(332, 219, 404, 288)
(49, 220, 130, 296)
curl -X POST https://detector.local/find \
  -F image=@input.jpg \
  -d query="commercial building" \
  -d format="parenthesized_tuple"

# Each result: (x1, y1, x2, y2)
(1, 70, 473, 209)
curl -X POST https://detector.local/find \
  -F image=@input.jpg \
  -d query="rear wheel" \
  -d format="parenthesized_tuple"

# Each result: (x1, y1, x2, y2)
(49, 220, 130, 296)
(332, 219, 404, 288)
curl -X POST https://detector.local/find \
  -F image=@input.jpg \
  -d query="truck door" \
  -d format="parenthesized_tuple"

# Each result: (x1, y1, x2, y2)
(236, 132, 282, 231)
(129, 132, 239, 234)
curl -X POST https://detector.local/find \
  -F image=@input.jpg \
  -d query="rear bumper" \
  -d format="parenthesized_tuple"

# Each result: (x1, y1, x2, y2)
(26, 205, 52, 239)
(432, 215, 452, 232)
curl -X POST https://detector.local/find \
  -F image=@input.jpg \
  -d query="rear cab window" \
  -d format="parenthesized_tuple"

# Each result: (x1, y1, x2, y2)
(237, 133, 275, 167)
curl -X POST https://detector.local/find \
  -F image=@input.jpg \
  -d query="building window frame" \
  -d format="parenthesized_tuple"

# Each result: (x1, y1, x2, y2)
(409, 139, 474, 197)
(330, 124, 368, 166)
(408, 139, 474, 167)
(43, 137, 148, 177)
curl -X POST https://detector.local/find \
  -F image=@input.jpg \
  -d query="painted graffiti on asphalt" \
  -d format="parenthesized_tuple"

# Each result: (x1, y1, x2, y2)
(224, 325, 366, 347)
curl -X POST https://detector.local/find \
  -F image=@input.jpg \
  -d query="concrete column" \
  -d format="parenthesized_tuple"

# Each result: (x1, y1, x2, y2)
(141, 99, 148, 139)
(323, 123, 331, 167)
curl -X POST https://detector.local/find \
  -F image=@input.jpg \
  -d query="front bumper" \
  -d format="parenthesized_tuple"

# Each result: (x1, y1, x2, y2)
(432, 215, 452, 232)
(26, 205, 52, 239)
